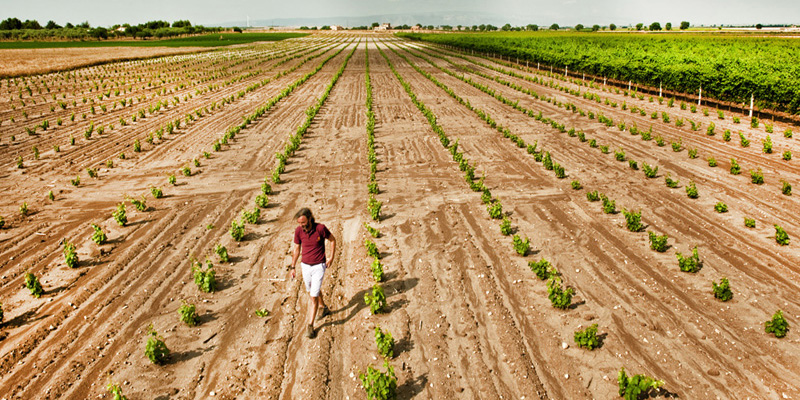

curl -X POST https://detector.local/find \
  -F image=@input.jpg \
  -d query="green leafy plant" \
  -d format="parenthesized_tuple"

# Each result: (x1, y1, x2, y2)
(261, 181, 273, 195)
(368, 195, 382, 221)
(763, 135, 773, 154)
(685, 181, 699, 199)
(242, 207, 260, 224)
(618, 367, 663, 400)
(571, 179, 582, 190)
(729, 158, 741, 175)
(512, 235, 530, 256)
(255, 194, 269, 208)
(574, 323, 600, 350)
(214, 244, 229, 263)
(676, 246, 702, 273)
(168, 174, 177, 185)
(750, 169, 764, 184)
(528, 258, 553, 280)
(25, 271, 43, 298)
(670, 140, 682, 152)
(144, 324, 170, 365)
(500, 216, 512, 235)
(586, 190, 600, 201)
(547, 276, 574, 309)
(374, 325, 395, 358)
(359, 360, 397, 400)
(622, 209, 643, 232)
(371, 257, 384, 282)
(487, 200, 503, 219)
(783, 150, 792, 161)
(61, 239, 79, 268)
(614, 149, 625, 161)
(744, 217, 756, 228)
(364, 284, 387, 314)
(19, 202, 29, 216)
(181, 166, 191, 177)
(365, 239, 380, 259)
(151, 186, 163, 199)
(106, 382, 128, 400)
(707, 157, 717, 167)
(714, 202, 728, 213)
(775, 225, 790, 245)
(364, 222, 381, 238)
(70, 175, 81, 187)
(129, 196, 147, 212)
(628, 160, 638, 170)
(648, 232, 669, 252)
(113, 203, 127, 226)
(642, 163, 658, 178)
(739, 132, 750, 147)
(230, 219, 245, 241)
(255, 309, 270, 317)
(90, 223, 107, 245)
(687, 148, 698, 159)
(712, 278, 733, 302)
(781, 181, 792, 196)
(133, 139, 141, 152)
(664, 174, 679, 188)
(765, 310, 789, 338)
(192, 258, 216, 293)
(601, 195, 616, 214)
(179, 301, 199, 326)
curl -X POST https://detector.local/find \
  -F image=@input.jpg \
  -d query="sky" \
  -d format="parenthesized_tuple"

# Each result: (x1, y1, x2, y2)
(1, 0, 798, 27)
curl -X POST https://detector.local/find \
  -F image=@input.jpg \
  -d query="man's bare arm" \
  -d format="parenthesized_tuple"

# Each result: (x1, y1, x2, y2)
(326, 235, 336, 267)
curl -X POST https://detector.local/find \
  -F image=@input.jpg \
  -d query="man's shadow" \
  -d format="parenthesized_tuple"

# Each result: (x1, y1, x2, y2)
(320, 277, 419, 329)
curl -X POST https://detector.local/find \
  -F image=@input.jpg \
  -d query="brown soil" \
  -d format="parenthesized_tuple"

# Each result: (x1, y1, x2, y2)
(0, 47, 208, 78)
(0, 33, 798, 399)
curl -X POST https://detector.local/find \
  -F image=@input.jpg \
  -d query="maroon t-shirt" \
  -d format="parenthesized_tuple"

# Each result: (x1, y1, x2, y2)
(294, 223, 331, 265)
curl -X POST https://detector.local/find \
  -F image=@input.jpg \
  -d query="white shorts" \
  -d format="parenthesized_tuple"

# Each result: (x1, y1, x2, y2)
(301, 262, 326, 297)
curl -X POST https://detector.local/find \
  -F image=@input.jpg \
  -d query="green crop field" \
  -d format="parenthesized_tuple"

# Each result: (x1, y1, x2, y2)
(398, 31, 800, 114)
(0, 32, 308, 49)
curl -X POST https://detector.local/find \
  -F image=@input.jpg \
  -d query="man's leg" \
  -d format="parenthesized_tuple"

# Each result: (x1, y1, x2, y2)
(318, 292, 327, 309)
(307, 295, 318, 327)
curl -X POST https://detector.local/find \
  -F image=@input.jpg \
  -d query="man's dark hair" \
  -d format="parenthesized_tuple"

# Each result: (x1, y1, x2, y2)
(294, 208, 315, 224)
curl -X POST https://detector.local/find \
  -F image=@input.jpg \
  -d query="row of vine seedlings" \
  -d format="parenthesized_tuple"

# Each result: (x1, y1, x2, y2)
(359, 41, 401, 399)
(420, 44, 795, 200)
(407, 43, 793, 245)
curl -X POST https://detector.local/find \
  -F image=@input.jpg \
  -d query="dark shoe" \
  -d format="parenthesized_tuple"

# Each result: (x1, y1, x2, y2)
(306, 324, 315, 338)
(317, 307, 331, 321)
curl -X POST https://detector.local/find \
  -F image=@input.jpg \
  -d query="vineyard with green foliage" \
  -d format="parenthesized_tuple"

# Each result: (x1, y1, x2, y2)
(398, 31, 800, 113)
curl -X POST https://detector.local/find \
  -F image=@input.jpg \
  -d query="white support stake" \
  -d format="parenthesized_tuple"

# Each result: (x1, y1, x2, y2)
(628, 80, 631, 91)
(749, 94, 754, 117)
(565, 66, 568, 77)
(659, 82, 662, 98)
(698, 86, 702, 106)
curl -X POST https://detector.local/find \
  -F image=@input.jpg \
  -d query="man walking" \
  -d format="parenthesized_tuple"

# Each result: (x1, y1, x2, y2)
(289, 208, 335, 338)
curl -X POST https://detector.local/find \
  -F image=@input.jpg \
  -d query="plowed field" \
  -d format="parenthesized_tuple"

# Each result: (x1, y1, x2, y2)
(1, 32, 798, 399)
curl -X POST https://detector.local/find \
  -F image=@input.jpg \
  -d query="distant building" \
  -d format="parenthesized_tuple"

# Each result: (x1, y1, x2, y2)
(330, 25, 343, 30)
(374, 23, 391, 31)
(411, 24, 422, 31)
